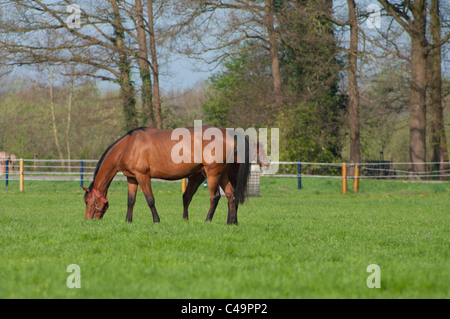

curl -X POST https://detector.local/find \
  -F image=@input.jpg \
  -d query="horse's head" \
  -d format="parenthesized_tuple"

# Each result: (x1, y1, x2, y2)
(81, 186, 109, 219)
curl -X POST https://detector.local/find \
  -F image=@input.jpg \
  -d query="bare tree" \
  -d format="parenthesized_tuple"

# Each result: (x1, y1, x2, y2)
(347, 0, 361, 171)
(170, 0, 283, 110)
(429, 0, 448, 168)
(0, 0, 164, 130)
(66, 66, 75, 171)
(134, 0, 155, 127)
(48, 68, 64, 162)
(377, 0, 450, 174)
(110, 0, 138, 130)
(147, 0, 162, 129)
(264, 0, 283, 109)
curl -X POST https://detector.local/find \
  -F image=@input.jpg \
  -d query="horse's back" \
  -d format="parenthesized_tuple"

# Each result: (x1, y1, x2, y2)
(118, 128, 200, 179)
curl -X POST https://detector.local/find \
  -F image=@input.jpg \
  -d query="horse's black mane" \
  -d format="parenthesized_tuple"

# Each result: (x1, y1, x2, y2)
(87, 127, 147, 191)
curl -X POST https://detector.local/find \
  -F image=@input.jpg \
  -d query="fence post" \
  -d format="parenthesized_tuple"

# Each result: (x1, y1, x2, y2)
(297, 163, 302, 189)
(19, 158, 24, 192)
(342, 162, 347, 194)
(5, 159, 9, 187)
(353, 164, 359, 192)
(181, 178, 186, 193)
(80, 160, 84, 187)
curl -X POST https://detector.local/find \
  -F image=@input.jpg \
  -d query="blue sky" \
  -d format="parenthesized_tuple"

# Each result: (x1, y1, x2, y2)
(159, 57, 211, 91)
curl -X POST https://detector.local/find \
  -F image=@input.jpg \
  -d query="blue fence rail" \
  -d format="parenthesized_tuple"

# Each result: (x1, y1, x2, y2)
(2, 159, 450, 190)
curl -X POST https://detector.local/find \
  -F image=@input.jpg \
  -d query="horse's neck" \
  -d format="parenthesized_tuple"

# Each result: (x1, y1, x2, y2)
(93, 154, 119, 195)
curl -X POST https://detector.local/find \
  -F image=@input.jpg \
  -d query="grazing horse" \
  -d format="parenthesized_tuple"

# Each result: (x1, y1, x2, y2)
(82, 127, 251, 225)
(182, 142, 270, 222)
(0, 151, 9, 175)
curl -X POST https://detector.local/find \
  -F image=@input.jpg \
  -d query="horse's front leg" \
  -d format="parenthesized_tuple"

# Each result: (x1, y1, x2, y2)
(126, 177, 138, 222)
(136, 174, 160, 223)
(205, 188, 221, 222)
(203, 169, 222, 222)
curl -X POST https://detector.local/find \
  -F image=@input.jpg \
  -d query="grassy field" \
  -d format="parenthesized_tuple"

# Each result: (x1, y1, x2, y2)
(0, 177, 448, 298)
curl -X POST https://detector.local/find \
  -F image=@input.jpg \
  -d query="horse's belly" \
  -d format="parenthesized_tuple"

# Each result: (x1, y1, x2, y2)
(149, 163, 203, 180)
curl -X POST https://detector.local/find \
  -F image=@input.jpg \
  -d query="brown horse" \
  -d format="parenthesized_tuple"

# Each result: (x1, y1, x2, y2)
(182, 142, 270, 222)
(82, 127, 251, 225)
(0, 152, 16, 174)
(0, 151, 9, 175)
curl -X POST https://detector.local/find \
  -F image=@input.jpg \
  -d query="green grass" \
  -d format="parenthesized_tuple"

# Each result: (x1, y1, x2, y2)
(0, 178, 449, 298)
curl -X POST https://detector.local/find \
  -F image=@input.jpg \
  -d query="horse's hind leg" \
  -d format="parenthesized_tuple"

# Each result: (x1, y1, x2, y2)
(228, 163, 239, 213)
(220, 174, 238, 225)
(126, 177, 138, 222)
(136, 174, 160, 223)
(183, 172, 205, 220)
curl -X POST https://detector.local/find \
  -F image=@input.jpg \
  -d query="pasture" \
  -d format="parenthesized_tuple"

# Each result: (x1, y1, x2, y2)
(0, 178, 448, 298)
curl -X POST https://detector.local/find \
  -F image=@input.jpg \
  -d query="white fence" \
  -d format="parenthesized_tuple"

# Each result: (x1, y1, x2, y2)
(1, 159, 449, 190)
(1, 159, 101, 184)
(265, 161, 450, 180)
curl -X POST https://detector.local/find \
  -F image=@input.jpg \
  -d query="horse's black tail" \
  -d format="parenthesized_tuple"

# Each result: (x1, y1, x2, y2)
(235, 136, 251, 204)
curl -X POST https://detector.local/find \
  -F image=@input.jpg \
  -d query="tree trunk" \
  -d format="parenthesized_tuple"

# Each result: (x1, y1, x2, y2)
(378, 0, 429, 177)
(66, 70, 74, 172)
(347, 0, 360, 174)
(429, 0, 448, 169)
(408, 8, 428, 176)
(264, 0, 283, 110)
(135, 0, 155, 128)
(111, 0, 138, 131)
(48, 70, 64, 162)
(147, 0, 162, 129)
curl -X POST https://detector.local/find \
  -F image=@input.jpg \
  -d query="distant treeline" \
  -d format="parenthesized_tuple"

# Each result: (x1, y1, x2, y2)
(0, 0, 449, 167)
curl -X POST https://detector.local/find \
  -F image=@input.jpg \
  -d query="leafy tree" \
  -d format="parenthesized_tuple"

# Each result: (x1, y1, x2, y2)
(202, 1, 345, 165)
(202, 45, 274, 128)
(277, 0, 345, 163)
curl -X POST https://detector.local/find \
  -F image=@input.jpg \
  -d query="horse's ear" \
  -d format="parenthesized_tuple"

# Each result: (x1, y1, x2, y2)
(81, 186, 89, 192)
